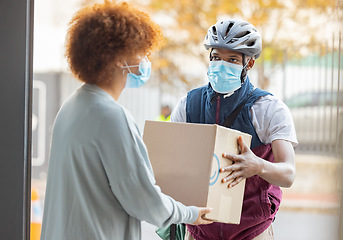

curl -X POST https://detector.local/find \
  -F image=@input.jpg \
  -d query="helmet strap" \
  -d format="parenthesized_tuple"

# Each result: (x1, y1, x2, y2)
(209, 48, 214, 61)
(240, 54, 248, 83)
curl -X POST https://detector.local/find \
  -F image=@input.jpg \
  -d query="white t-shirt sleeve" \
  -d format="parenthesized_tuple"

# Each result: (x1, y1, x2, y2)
(171, 96, 187, 123)
(251, 95, 298, 147)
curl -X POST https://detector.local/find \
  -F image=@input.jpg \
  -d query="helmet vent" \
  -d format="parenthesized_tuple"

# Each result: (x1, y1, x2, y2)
(212, 36, 218, 41)
(225, 23, 234, 37)
(228, 39, 238, 44)
(212, 26, 217, 35)
(246, 40, 256, 46)
(235, 31, 250, 38)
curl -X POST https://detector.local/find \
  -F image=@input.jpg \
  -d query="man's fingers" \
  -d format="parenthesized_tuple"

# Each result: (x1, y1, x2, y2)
(222, 152, 242, 162)
(227, 177, 244, 188)
(220, 162, 242, 173)
(238, 136, 248, 152)
(220, 154, 243, 173)
(221, 170, 238, 183)
(222, 136, 249, 162)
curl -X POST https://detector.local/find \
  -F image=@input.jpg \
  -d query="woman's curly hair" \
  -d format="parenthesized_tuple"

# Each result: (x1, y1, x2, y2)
(65, 1, 163, 84)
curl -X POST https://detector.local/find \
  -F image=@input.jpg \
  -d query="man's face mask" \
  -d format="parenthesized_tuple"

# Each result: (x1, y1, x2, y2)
(208, 60, 246, 94)
(122, 57, 151, 88)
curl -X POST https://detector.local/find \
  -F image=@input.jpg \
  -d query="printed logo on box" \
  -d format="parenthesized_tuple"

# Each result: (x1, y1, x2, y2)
(210, 153, 220, 186)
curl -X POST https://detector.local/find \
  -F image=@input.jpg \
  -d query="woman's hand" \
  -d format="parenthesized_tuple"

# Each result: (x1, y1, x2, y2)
(190, 207, 214, 225)
(219, 136, 262, 188)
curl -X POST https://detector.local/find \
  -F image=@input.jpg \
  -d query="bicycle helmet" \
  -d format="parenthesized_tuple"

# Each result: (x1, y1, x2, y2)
(204, 19, 262, 59)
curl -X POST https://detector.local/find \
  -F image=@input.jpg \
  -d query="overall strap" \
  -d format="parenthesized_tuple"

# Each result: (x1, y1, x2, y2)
(222, 89, 256, 128)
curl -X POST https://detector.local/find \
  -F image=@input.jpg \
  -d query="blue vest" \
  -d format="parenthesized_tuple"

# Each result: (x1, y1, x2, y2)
(186, 78, 271, 149)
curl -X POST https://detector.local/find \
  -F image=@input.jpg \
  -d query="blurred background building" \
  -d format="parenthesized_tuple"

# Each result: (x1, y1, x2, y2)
(31, 0, 343, 239)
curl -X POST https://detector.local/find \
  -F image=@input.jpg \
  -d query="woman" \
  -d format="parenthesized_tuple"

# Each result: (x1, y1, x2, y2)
(40, 1, 212, 240)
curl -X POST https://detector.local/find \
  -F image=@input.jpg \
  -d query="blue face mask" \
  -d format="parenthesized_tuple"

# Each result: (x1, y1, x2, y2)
(208, 60, 243, 94)
(123, 58, 151, 88)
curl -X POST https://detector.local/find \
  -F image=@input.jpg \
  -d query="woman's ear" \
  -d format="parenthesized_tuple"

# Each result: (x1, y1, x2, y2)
(247, 58, 255, 70)
(116, 60, 125, 68)
(112, 60, 127, 77)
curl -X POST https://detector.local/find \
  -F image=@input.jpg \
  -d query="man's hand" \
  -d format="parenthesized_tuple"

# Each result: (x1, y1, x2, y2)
(190, 208, 214, 225)
(220, 136, 296, 188)
(219, 136, 262, 188)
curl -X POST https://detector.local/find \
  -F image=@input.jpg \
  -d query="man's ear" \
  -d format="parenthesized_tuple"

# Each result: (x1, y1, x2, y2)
(247, 58, 255, 70)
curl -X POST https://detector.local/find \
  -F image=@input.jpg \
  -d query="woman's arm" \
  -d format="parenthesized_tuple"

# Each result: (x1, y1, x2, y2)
(98, 107, 212, 227)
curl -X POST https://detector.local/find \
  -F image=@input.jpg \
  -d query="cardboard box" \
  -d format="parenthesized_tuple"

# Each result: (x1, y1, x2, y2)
(142, 121, 252, 224)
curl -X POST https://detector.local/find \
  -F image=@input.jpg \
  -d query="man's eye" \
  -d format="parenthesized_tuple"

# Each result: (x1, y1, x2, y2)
(227, 58, 243, 65)
(212, 56, 221, 60)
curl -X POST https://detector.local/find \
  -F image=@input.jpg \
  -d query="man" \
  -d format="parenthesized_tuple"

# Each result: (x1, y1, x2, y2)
(155, 105, 172, 121)
(171, 19, 297, 240)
